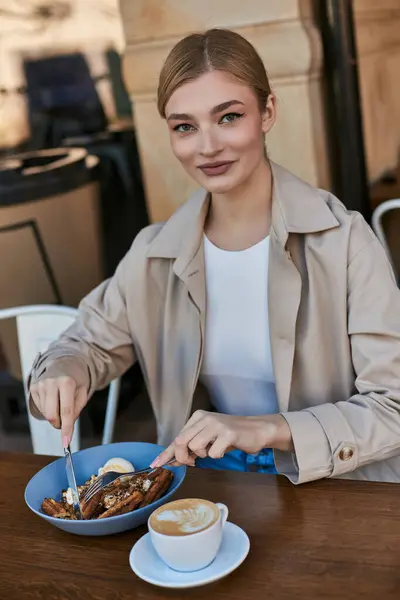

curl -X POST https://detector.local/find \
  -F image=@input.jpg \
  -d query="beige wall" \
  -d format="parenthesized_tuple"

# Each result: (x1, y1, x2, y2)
(0, 0, 125, 148)
(354, 0, 400, 183)
(120, 0, 330, 222)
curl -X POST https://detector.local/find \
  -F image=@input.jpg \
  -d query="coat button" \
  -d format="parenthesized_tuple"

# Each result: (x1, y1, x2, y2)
(339, 446, 354, 461)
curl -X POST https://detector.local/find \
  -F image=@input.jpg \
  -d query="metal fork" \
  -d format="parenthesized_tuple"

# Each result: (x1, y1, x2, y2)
(81, 458, 178, 504)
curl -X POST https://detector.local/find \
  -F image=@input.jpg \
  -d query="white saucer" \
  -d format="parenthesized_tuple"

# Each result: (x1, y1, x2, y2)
(129, 521, 250, 589)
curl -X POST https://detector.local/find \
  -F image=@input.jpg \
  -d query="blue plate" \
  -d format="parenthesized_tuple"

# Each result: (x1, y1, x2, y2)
(24, 442, 186, 536)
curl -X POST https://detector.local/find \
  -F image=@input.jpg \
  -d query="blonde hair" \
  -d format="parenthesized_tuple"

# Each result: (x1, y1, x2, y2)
(157, 28, 271, 118)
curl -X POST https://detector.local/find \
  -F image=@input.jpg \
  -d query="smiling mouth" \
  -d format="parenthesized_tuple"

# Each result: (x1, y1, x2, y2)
(197, 161, 236, 176)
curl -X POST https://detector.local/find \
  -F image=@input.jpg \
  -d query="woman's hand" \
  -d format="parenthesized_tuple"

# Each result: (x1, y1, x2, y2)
(151, 410, 293, 468)
(29, 376, 88, 448)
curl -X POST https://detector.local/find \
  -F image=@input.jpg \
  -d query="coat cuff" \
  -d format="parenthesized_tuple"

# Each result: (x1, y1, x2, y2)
(274, 410, 334, 484)
(275, 404, 359, 484)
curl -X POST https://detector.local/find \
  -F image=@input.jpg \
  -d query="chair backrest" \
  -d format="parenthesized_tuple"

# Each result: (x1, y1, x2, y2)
(371, 198, 400, 279)
(0, 305, 120, 456)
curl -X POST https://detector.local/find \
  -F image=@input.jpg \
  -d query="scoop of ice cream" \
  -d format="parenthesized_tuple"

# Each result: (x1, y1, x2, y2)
(97, 457, 135, 476)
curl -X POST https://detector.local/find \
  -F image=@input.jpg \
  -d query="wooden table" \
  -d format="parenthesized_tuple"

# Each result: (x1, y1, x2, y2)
(1, 452, 399, 600)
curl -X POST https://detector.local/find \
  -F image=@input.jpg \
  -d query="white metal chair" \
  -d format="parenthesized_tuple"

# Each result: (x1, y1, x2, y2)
(371, 198, 400, 275)
(0, 304, 121, 456)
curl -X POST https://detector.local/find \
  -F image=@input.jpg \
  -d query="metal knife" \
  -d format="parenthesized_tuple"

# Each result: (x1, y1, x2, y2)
(64, 445, 83, 520)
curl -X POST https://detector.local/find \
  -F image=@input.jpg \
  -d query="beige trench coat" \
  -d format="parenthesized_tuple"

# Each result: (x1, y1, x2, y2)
(29, 162, 400, 484)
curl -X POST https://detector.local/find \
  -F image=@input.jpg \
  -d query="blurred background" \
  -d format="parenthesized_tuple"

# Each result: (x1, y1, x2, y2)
(0, 0, 399, 453)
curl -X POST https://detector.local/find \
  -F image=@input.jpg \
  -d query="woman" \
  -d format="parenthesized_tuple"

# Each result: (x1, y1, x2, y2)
(29, 29, 400, 484)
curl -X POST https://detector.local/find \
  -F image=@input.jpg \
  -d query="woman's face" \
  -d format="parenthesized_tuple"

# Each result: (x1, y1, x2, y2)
(165, 70, 275, 194)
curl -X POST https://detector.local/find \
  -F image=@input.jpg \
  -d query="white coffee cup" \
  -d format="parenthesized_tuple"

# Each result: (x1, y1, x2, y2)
(148, 498, 229, 572)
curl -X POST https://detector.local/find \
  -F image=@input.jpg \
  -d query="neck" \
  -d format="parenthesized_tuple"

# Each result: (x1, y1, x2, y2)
(205, 158, 273, 251)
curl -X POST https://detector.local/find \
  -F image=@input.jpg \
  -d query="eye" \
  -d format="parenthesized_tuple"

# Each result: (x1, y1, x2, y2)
(173, 123, 196, 133)
(219, 112, 244, 124)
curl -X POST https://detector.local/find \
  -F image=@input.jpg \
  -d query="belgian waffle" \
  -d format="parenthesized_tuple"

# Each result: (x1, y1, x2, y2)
(41, 468, 173, 520)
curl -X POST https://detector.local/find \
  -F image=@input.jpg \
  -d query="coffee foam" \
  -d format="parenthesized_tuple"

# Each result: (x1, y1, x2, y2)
(150, 499, 219, 536)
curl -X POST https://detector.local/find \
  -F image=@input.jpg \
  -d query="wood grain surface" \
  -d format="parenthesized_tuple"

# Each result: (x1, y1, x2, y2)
(1, 451, 399, 600)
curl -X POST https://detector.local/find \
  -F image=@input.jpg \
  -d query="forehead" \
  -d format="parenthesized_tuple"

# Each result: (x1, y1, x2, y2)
(165, 70, 257, 116)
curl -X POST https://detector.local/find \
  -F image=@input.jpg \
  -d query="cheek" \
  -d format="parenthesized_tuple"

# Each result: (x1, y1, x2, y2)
(231, 122, 263, 153)
(170, 136, 196, 167)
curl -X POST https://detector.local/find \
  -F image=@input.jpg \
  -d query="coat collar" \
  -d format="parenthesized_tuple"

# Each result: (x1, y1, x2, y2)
(146, 161, 339, 273)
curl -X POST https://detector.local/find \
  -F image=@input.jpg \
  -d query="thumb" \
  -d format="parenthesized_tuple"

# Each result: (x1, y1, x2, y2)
(150, 444, 197, 469)
(150, 443, 176, 468)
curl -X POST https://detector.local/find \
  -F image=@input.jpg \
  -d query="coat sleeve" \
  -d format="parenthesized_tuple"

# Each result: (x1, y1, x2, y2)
(28, 238, 139, 418)
(274, 218, 400, 483)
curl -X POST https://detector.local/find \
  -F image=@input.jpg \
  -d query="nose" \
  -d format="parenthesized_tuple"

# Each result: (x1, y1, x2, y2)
(198, 128, 223, 158)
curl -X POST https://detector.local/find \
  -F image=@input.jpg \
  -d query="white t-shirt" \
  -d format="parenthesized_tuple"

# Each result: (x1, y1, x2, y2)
(200, 235, 278, 416)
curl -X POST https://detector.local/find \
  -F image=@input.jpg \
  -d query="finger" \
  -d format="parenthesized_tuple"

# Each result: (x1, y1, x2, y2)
(73, 386, 88, 421)
(174, 420, 209, 464)
(185, 454, 196, 467)
(35, 380, 47, 415)
(150, 443, 176, 468)
(208, 434, 235, 459)
(150, 450, 196, 469)
(42, 379, 61, 429)
(29, 386, 41, 412)
(150, 444, 197, 469)
(59, 378, 76, 447)
(187, 429, 218, 458)
(167, 452, 196, 467)
(150, 413, 210, 468)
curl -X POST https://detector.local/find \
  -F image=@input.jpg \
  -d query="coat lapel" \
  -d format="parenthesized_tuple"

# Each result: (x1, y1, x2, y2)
(172, 245, 206, 419)
(268, 229, 302, 412)
(175, 244, 206, 319)
(268, 162, 338, 412)
(147, 189, 209, 408)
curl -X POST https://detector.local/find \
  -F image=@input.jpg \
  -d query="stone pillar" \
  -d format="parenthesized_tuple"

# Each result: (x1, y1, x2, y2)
(354, 0, 400, 182)
(120, 0, 330, 222)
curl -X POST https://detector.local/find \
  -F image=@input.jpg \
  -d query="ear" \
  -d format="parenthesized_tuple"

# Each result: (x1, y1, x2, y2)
(261, 94, 276, 135)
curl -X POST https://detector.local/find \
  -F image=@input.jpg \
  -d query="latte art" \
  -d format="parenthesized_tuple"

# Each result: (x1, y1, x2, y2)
(150, 499, 219, 536)
(156, 505, 216, 533)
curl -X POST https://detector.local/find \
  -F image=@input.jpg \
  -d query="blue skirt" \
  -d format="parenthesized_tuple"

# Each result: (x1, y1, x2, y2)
(195, 447, 277, 474)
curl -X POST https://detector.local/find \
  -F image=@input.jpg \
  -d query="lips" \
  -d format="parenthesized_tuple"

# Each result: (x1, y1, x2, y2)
(197, 161, 235, 176)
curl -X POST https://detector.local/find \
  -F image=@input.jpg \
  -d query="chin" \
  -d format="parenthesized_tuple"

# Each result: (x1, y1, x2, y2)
(196, 174, 244, 195)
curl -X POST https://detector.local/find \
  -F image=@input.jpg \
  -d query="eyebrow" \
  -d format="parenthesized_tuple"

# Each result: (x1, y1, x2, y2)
(167, 99, 244, 121)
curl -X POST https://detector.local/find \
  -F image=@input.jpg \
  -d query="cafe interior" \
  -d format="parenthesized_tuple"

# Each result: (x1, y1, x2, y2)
(0, 1, 400, 597)
(0, 0, 400, 600)
(1, 0, 399, 456)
